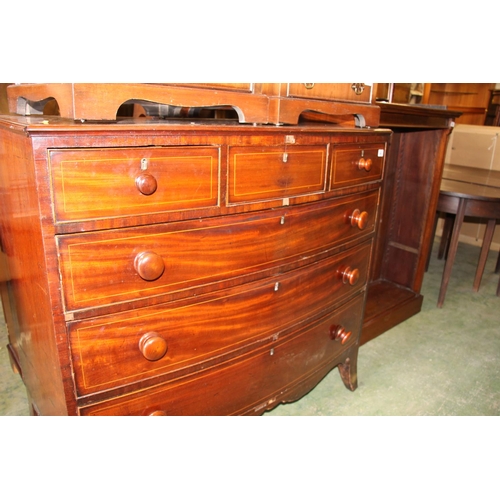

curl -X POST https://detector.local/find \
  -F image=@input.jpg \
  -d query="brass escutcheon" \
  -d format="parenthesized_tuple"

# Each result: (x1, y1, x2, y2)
(351, 83, 365, 95)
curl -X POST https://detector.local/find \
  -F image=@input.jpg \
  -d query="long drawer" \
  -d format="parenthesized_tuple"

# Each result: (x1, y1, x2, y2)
(79, 292, 365, 416)
(57, 190, 379, 311)
(49, 147, 220, 222)
(69, 241, 371, 396)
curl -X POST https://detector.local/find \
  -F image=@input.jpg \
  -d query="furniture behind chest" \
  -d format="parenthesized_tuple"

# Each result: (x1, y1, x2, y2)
(361, 103, 461, 343)
(0, 109, 391, 415)
(484, 90, 500, 127)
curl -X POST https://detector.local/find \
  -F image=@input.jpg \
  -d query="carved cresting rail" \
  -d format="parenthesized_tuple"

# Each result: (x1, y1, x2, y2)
(6, 83, 380, 127)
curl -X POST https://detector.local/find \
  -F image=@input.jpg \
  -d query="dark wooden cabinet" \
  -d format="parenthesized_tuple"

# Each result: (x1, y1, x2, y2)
(362, 103, 461, 343)
(0, 114, 389, 415)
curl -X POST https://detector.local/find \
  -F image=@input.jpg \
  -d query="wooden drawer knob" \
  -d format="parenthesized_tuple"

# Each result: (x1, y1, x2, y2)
(357, 157, 372, 172)
(338, 265, 360, 285)
(346, 209, 368, 230)
(134, 251, 165, 281)
(330, 325, 352, 344)
(135, 173, 158, 195)
(149, 410, 167, 416)
(139, 332, 168, 361)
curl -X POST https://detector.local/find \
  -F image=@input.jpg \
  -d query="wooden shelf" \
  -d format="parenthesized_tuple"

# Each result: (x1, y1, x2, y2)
(362, 280, 423, 345)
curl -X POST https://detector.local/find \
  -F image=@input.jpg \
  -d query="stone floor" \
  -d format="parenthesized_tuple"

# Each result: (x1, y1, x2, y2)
(1, 239, 499, 416)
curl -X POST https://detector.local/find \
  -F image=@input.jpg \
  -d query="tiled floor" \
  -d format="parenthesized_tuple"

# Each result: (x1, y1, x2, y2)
(1, 239, 499, 416)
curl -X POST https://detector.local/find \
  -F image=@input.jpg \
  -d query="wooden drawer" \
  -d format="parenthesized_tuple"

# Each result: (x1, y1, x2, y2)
(228, 145, 327, 204)
(286, 83, 372, 104)
(79, 292, 364, 415)
(69, 242, 371, 396)
(57, 191, 379, 311)
(49, 146, 219, 222)
(330, 143, 386, 189)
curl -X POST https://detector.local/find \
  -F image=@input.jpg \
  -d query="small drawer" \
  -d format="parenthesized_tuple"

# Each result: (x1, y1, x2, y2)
(287, 83, 373, 104)
(69, 242, 371, 395)
(228, 145, 327, 204)
(330, 144, 386, 189)
(49, 146, 219, 222)
(79, 293, 364, 415)
(57, 191, 379, 311)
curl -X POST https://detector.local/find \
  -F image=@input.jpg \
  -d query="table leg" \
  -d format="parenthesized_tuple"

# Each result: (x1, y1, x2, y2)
(437, 198, 466, 308)
(438, 213, 454, 260)
(473, 219, 496, 292)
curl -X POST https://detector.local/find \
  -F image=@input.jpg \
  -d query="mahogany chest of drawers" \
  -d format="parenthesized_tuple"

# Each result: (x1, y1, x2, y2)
(0, 115, 389, 415)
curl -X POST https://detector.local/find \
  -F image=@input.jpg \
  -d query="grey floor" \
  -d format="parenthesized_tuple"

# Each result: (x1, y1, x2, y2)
(1, 238, 499, 416)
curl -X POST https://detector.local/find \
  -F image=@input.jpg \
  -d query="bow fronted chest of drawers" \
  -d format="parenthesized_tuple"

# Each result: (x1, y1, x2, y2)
(0, 115, 389, 415)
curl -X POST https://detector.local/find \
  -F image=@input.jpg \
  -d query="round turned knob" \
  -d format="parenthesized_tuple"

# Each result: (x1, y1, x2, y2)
(134, 251, 165, 281)
(135, 173, 158, 195)
(330, 325, 352, 344)
(338, 265, 360, 285)
(357, 157, 372, 172)
(139, 332, 168, 361)
(346, 208, 369, 230)
(149, 410, 167, 416)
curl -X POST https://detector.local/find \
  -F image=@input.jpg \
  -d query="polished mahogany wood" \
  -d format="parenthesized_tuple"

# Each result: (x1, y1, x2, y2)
(49, 146, 220, 222)
(135, 173, 158, 195)
(134, 251, 166, 281)
(80, 293, 364, 416)
(57, 191, 379, 312)
(329, 325, 352, 344)
(69, 243, 372, 396)
(139, 332, 168, 361)
(330, 143, 385, 188)
(358, 157, 372, 172)
(0, 113, 389, 415)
